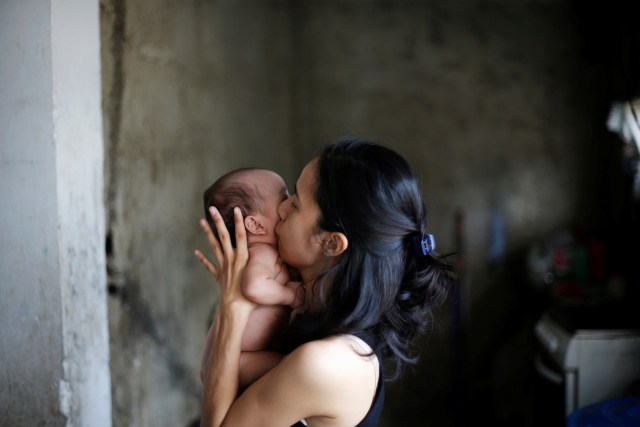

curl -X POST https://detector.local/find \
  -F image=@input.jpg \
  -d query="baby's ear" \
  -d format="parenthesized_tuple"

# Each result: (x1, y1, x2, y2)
(322, 231, 348, 257)
(244, 215, 266, 235)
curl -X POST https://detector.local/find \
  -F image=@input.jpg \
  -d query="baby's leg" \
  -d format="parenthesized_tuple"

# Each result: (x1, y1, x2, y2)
(239, 351, 283, 390)
(200, 325, 282, 388)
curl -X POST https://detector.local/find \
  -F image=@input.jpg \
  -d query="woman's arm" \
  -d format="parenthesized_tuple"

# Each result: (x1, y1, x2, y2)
(238, 351, 283, 390)
(202, 301, 250, 426)
(195, 206, 254, 427)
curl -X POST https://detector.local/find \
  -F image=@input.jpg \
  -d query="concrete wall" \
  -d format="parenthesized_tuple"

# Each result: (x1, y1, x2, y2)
(0, 2, 64, 423)
(100, 0, 607, 426)
(100, 1, 294, 425)
(1, 1, 111, 425)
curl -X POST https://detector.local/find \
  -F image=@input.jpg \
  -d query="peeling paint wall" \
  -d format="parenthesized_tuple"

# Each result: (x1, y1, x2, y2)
(100, 0, 609, 426)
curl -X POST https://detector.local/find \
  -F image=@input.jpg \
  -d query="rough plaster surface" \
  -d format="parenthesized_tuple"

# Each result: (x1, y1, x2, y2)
(100, 1, 606, 426)
(52, 1, 112, 425)
(101, 1, 294, 425)
(1, 0, 111, 425)
(0, 2, 65, 424)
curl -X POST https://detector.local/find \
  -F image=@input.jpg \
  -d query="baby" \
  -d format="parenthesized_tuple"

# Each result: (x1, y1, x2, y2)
(199, 167, 303, 388)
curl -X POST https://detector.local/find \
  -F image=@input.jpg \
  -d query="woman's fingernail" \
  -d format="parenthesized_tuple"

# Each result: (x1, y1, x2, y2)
(234, 207, 240, 214)
(209, 206, 218, 216)
(200, 218, 206, 227)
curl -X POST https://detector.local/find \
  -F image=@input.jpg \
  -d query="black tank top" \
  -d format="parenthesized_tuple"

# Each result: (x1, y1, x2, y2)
(291, 333, 384, 427)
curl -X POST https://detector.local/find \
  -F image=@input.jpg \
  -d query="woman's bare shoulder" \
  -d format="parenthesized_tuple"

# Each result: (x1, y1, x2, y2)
(228, 336, 379, 426)
(283, 336, 379, 401)
(286, 336, 379, 424)
(293, 335, 376, 367)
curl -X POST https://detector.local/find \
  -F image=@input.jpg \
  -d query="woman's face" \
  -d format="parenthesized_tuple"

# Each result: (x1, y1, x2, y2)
(275, 158, 327, 282)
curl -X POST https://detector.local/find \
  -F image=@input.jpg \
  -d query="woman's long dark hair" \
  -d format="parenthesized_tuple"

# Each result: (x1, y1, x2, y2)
(278, 138, 456, 381)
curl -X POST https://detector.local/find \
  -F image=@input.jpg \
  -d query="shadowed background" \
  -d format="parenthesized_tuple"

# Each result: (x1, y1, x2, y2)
(2, 0, 637, 426)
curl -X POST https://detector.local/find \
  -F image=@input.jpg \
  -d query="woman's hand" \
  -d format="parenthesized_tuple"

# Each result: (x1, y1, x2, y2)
(195, 206, 255, 314)
(194, 206, 255, 427)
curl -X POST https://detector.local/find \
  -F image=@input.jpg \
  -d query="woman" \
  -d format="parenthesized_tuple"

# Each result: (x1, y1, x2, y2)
(195, 139, 455, 426)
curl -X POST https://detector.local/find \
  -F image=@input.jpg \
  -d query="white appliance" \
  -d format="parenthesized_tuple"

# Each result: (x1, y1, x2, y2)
(534, 308, 640, 417)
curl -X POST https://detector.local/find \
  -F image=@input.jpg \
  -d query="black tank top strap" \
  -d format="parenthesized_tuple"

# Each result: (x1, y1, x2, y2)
(291, 333, 385, 427)
(348, 331, 384, 427)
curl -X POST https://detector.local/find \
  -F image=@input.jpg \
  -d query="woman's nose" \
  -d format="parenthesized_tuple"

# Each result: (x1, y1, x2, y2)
(277, 198, 289, 220)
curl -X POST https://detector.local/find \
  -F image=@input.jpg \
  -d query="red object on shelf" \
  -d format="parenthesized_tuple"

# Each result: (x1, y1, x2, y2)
(554, 281, 585, 300)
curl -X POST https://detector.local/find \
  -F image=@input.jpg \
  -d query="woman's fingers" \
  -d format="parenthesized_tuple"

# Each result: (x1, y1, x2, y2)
(196, 206, 249, 297)
(209, 206, 234, 259)
(194, 249, 219, 279)
(232, 207, 249, 266)
(201, 213, 224, 267)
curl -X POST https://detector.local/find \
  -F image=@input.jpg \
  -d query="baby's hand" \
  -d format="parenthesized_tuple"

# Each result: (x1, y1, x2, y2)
(286, 281, 305, 309)
(273, 257, 290, 285)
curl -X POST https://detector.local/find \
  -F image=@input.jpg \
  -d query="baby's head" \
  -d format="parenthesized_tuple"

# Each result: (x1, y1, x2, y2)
(203, 168, 288, 246)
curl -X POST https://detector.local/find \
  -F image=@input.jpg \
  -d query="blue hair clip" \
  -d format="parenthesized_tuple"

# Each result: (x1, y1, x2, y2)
(411, 233, 436, 256)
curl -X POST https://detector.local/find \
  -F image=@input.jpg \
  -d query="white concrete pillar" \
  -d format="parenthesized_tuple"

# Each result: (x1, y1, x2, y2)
(0, 1, 112, 425)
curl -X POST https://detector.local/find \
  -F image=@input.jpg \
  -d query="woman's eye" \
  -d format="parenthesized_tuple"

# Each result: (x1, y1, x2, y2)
(288, 196, 297, 210)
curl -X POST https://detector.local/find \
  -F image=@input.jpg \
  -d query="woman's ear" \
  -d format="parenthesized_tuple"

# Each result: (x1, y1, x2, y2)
(244, 215, 267, 236)
(322, 231, 349, 257)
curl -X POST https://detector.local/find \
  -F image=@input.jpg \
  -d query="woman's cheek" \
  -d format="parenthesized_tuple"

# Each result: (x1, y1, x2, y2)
(279, 234, 307, 268)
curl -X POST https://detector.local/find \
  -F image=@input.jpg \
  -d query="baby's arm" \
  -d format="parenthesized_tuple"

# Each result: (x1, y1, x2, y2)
(242, 246, 299, 307)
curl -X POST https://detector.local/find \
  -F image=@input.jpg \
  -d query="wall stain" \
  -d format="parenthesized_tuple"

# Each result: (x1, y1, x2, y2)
(109, 276, 199, 399)
(105, 0, 126, 233)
